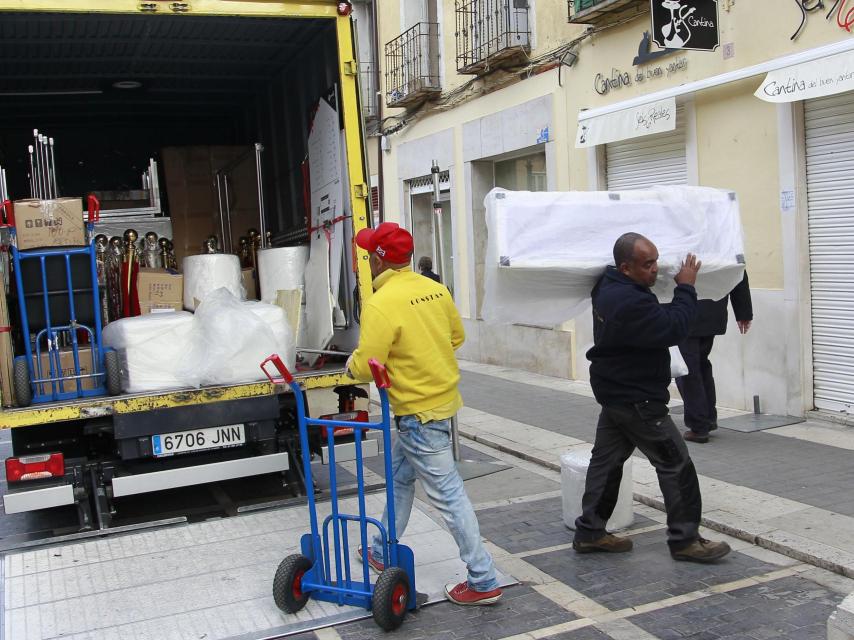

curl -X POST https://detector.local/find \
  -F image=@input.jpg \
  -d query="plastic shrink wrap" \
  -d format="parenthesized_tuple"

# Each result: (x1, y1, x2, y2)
(103, 312, 195, 393)
(179, 288, 295, 387)
(482, 186, 746, 325)
(182, 254, 243, 311)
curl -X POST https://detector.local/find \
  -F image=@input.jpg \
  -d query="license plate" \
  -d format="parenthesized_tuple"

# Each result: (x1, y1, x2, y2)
(152, 424, 245, 457)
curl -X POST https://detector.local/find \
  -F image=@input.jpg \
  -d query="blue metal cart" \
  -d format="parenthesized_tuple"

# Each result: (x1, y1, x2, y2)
(261, 354, 417, 631)
(4, 196, 121, 406)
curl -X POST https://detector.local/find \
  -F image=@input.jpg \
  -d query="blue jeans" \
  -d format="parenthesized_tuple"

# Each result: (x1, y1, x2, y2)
(371, 414, 499, 592)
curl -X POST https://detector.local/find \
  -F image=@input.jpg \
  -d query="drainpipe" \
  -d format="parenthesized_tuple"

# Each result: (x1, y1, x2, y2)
(370, 0, 385, 223)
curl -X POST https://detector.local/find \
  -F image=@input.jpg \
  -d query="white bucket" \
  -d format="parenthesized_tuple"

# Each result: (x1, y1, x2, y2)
(561, 446, 634, 531)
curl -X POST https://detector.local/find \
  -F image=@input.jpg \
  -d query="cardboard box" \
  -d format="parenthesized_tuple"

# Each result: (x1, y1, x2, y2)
(140, 301, 183, 315)
(13, 198, 86, 250)
(137, 268, 183, 304)
(32, 346, 98, 392)
(242, 267, 257, 300)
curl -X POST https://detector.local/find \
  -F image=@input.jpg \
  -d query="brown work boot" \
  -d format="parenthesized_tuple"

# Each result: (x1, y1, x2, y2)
(671, 536, 731, 563)
(683, 430, 709, 444)
(573, 533, 633, 554)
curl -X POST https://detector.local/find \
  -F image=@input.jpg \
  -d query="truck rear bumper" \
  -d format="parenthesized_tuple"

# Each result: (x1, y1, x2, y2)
(4, 483, 75, 514)
(111, 452, 291, 497)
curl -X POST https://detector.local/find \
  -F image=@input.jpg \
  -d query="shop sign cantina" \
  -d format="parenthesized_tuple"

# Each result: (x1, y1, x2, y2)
(594, 58, 688, 95)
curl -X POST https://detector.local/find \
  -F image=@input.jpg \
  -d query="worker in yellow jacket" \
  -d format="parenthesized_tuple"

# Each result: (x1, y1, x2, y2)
(348, 222, 502, 607)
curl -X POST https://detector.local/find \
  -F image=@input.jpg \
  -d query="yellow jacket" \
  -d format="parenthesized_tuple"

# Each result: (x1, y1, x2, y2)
(349, 267, 464, 417)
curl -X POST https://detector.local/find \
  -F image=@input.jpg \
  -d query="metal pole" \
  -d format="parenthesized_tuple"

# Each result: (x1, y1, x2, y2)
(32, 131, 42, 199)
(223, 175, 234, 253)
(431, 160, 445, 281)
(48, 137, 58, 198)
(27, 146, 35, 198)
(254, 143, 267, 249)
(38, 134, 47, 199)
(431, 159, 461, 460)
(215, 173, 227, 252)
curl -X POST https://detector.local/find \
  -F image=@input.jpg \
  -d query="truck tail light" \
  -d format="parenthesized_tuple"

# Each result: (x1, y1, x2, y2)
(5, 453, 64, 482)
(319, 409, 369, 438)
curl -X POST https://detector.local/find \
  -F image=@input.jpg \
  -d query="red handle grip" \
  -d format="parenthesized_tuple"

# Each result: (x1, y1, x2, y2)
(1, 200, 13, 227)
(260, 354, 294, 384)
(87, 195, 100, 223)
(368, 358, 391, 389)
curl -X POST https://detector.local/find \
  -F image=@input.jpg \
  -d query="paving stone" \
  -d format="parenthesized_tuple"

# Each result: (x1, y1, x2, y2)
(335, 585, 576, 640)
(628, 575, 842, 640)
(546, 626, 614, 639)
(523, 530, 778, 611)
(476, 496, 656, 555)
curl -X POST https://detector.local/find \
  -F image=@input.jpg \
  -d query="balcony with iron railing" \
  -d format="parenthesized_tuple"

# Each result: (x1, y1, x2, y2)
(568, 0, 649, 26)
(455, 0, 530, 75)
(384, 22, 441, 109)
(359, 61, 378, 122)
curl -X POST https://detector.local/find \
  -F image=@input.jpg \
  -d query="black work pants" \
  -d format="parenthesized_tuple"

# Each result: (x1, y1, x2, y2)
(574, 402, 702, 551)
(676, 336, 717, 436)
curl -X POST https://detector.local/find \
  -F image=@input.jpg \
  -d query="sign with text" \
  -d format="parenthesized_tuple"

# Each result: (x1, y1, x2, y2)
(576, 97, 677, 148)
(650, 0, 720, 52)
(755, 49, 854, 103)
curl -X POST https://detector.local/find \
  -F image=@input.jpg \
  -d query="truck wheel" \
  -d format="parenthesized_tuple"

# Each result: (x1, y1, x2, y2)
(372, 566, 409, 631)
(13, 357, 32, 407)
(104, 350, 122, 396)
(273, 554, 312, 613)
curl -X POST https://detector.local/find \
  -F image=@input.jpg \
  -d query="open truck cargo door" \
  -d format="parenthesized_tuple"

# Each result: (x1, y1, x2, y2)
(0, 0, 377, 529)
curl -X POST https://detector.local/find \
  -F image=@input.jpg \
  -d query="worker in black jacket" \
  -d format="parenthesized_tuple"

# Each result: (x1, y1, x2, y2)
(573, 232, 731, 563)
(677, 272, 753, 443)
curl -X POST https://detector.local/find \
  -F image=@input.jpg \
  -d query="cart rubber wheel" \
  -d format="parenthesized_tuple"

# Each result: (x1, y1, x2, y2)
(13, 358, 31, 408)
(273, 554, 312, 613)
(372, 566, 410, 631)
(104, 350, 122, 396)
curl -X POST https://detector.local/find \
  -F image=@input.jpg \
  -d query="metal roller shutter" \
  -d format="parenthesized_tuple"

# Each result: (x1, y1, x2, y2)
(606, 105, 687, 190)
(805, 91, 854, 413)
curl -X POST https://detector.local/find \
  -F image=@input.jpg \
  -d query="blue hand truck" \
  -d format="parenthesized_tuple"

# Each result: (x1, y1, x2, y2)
(3, 196, 121, 406)
(261, 354, 417, 632)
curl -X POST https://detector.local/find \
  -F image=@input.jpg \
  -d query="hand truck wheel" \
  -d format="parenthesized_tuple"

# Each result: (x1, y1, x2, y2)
(272, 554, 312, 613)
(372, 566, 410, 631)
(104, 349, 122, 396)
(13, 357, 31, 407)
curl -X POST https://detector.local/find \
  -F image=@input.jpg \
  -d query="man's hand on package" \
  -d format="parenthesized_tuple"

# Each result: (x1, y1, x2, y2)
(675, 253, 702, 287)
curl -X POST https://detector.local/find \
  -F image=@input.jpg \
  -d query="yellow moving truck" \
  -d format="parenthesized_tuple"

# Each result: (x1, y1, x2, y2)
(0, 0, 375, 530)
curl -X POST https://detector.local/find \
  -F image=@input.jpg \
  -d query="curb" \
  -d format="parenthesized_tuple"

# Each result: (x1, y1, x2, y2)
(458, 425, 854, 580)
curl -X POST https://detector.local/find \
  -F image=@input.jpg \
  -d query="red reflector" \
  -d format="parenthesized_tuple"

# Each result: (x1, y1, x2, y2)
(337, 2, 352, 16)
(5, 453, 64, 483)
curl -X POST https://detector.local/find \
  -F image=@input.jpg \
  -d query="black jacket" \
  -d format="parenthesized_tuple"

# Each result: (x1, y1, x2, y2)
(420, 269, 441, 284)
(587, 267, 698, 406)
(690, 271, 752, 337)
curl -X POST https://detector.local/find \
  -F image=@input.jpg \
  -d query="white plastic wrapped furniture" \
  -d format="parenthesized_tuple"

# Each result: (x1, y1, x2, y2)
(561, 447, 634, 531)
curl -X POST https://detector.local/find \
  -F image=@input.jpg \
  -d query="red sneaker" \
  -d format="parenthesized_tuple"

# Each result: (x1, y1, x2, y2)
(356, 546, 385, 573)
(444, 582, 503, 606)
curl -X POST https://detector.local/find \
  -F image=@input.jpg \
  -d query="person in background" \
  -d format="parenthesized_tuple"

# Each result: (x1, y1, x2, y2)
(418, 255, 441, 283)
(347, 222, 502, 606)
(573, 232, 731, 563)
(677, 272, 753, 444)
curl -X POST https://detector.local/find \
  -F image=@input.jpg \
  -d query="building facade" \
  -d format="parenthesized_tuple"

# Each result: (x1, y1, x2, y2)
(373, 0, 854, 420)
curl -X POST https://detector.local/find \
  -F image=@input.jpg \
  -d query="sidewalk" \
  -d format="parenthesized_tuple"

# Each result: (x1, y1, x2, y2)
(455, 360, 854, 581)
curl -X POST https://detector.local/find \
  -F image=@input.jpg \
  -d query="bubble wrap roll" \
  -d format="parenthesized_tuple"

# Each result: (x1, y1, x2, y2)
(182, 254, 243, 311)
(257, 246, 309, 303)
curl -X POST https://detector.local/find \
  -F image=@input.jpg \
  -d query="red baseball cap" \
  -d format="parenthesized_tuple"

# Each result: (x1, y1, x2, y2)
(355, 222, 413, 263)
